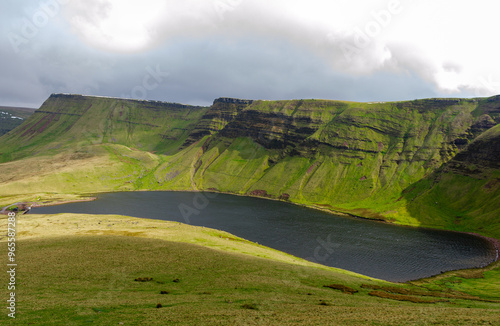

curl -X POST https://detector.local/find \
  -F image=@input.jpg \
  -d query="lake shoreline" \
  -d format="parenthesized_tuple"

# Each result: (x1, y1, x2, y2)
(25, 189, 499, 282)
(16, 189, 500, 267)
(465, 233, 500, 265)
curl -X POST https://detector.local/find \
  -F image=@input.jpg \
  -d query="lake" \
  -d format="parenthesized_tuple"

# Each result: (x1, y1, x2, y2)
(31, 191, 497, 282)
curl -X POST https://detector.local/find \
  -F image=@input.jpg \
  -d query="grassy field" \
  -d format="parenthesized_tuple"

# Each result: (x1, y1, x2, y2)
(0, 213, 498, 325)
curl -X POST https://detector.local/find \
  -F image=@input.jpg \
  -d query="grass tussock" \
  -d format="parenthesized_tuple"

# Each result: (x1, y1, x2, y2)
(240, 303, 259, 310)
(323, 283, 358, 294)
(318, 300, 334, 306)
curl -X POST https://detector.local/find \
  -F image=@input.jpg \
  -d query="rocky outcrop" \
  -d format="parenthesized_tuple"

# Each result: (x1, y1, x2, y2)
(218, 110, 321, 151)
(213, 97, 254, 105)
(447, 124, 500, 174)
(180, 98, 253, 149)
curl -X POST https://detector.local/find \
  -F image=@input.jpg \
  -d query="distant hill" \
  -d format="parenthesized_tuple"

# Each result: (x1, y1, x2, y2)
(0, 105, 36, 136)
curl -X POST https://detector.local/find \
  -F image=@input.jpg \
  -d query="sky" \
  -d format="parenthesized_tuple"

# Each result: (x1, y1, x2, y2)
(1, 0, 500, 108)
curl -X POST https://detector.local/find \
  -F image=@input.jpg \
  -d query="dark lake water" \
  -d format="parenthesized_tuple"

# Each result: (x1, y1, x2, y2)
(32, 191, 497, 282)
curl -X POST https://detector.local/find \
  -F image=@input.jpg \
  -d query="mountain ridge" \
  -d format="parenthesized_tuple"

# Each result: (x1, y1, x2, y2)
(0, 93, 499, 238)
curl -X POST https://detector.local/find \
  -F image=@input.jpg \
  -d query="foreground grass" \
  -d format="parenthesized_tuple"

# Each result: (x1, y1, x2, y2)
(3, 213, 379, 280)
(0, 214, 499, 325)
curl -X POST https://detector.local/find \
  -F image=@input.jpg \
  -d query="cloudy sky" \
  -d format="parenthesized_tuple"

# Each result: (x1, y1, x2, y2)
(1, 0, 500, 108)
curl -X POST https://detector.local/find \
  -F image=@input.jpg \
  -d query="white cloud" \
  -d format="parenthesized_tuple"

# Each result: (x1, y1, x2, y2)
(63, 0, 500, 96)
(63, 0, 165, 52)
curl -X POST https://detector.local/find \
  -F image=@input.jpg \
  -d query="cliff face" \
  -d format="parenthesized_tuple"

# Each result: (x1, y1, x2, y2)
(192, 97, 498, 163)
(448, 124, 500, 173)
(1, 93, 499, 232)
(183, 98, 499, 206)
(180, 98, 253, 149)
(403, 123, 500, 236)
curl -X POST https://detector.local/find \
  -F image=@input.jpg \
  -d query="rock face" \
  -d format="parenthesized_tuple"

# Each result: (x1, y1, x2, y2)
(448, 124, 500, 173)
(180, 98, 251, 149)
(169, 96, 500, 211)
(213, 97, 254, 105)
(403, 122, 500, 235)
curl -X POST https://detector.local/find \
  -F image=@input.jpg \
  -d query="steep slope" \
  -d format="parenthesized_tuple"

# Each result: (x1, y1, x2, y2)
(405, 123, 500, 237)
(181, 97, 254, 148)
(173, 97, 500, 222)
(0, 94, 208, 162)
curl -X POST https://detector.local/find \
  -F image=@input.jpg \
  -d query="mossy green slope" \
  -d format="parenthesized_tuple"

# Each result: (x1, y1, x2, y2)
(0, 94, 208, 162)
(186, 97, 500, 232)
